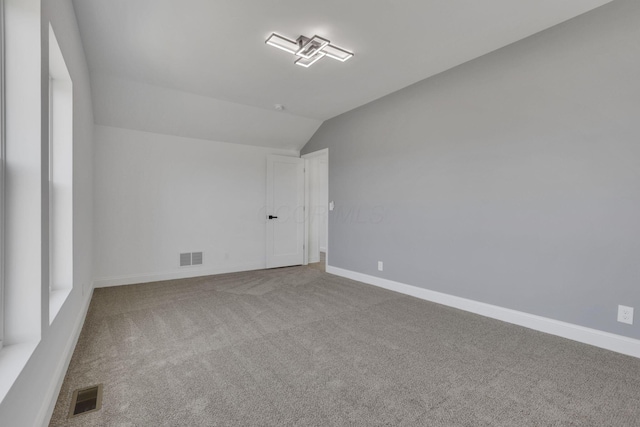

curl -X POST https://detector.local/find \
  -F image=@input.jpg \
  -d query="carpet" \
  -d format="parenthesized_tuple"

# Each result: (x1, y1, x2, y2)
(50, 265, 640, 426)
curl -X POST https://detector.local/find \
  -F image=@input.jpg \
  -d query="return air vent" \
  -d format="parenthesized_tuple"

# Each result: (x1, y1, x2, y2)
(180, 253, 192, 266)
(180, 252, 204, 267)
(192, 252, 203, 265)
(69, 384, 103, 418)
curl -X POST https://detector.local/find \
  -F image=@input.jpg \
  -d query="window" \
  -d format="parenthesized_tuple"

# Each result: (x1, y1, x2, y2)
(48, 24, 73, 323)
(0, 0, 5, 350)
(0, 0, 43, 400)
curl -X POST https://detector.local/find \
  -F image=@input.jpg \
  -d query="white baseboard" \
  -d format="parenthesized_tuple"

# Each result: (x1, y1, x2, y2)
(37, 288, 94, 427)
(327, 266, 640, 359)
(93, 263, 266, 288)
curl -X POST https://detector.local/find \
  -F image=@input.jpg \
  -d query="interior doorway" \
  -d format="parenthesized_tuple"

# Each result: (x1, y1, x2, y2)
(302, 149, 328, 271)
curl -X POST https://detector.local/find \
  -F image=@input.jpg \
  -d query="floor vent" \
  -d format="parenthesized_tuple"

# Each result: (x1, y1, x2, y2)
(69, 384, 103, 418)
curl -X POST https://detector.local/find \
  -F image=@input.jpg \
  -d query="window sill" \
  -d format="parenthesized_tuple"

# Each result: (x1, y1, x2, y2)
(0, 341, 39, 405)
(49, 288, 72, 325)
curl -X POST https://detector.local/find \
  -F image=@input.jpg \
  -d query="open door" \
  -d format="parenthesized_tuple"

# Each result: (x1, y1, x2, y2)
(266, 155, 305, 268)
(302, 149, 328, 265)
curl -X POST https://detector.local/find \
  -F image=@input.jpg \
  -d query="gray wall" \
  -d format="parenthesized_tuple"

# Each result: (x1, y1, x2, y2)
(302, 0, 640, 339)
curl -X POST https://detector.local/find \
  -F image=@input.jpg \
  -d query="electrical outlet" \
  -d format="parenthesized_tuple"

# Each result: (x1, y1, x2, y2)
(378, 261, 383, 271)
(617, 305, 634, 325)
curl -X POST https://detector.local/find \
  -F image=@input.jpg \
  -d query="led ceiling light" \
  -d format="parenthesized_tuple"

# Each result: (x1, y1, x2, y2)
(294, 51, 325, 68)
(296, 35, 330, 59)
(323, 44, 354, 62)
(265, 33, 298, 54)
(265, 32, 353, 67)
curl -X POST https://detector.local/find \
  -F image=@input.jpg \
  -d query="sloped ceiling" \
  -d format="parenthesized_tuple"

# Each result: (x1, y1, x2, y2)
(72, 0, 612, 150)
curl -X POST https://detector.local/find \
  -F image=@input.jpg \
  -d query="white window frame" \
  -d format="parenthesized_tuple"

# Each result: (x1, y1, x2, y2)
(0, 0, 6, 351)
(48, 74, 53, 294)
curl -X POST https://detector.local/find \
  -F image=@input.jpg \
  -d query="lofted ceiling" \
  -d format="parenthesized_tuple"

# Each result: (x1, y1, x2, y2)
(71, 0, 612, 150)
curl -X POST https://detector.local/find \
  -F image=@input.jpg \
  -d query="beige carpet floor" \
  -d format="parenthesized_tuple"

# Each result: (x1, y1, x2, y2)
(50, 265, 640, 426)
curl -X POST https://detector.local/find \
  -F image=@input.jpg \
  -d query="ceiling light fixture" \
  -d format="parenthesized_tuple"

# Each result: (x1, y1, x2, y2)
(265, 33, 298, 54)
(265, 33, 354, 68)
(294, 51, 326, 68)
(295, 35, 330, 59)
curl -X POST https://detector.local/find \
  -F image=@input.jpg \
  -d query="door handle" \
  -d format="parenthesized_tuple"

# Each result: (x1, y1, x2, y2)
(268, 215, 278, 219)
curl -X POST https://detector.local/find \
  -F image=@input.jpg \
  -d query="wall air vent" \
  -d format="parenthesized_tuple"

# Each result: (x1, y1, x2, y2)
(180, 252, 191, 266)
(192, 252, 203, 265)
(180, 252, 203, 266)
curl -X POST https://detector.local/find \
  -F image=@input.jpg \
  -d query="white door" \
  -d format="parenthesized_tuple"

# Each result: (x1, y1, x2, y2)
(318, 156, 328, 253)
(302, 149, 329, 266)
(266, 155, 305, 268)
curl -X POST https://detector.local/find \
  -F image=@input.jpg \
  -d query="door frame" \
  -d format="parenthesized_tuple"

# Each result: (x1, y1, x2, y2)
(302, 148, 329, 269)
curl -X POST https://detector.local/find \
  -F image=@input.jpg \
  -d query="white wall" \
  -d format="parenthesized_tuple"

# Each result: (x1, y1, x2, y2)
(94, 125, 298, 287)
(91, 74, 322, 151)
(0, 0, 94, 426)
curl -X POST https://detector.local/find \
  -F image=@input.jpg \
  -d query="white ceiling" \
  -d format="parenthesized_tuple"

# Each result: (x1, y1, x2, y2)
(71, 0, 612, 150)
